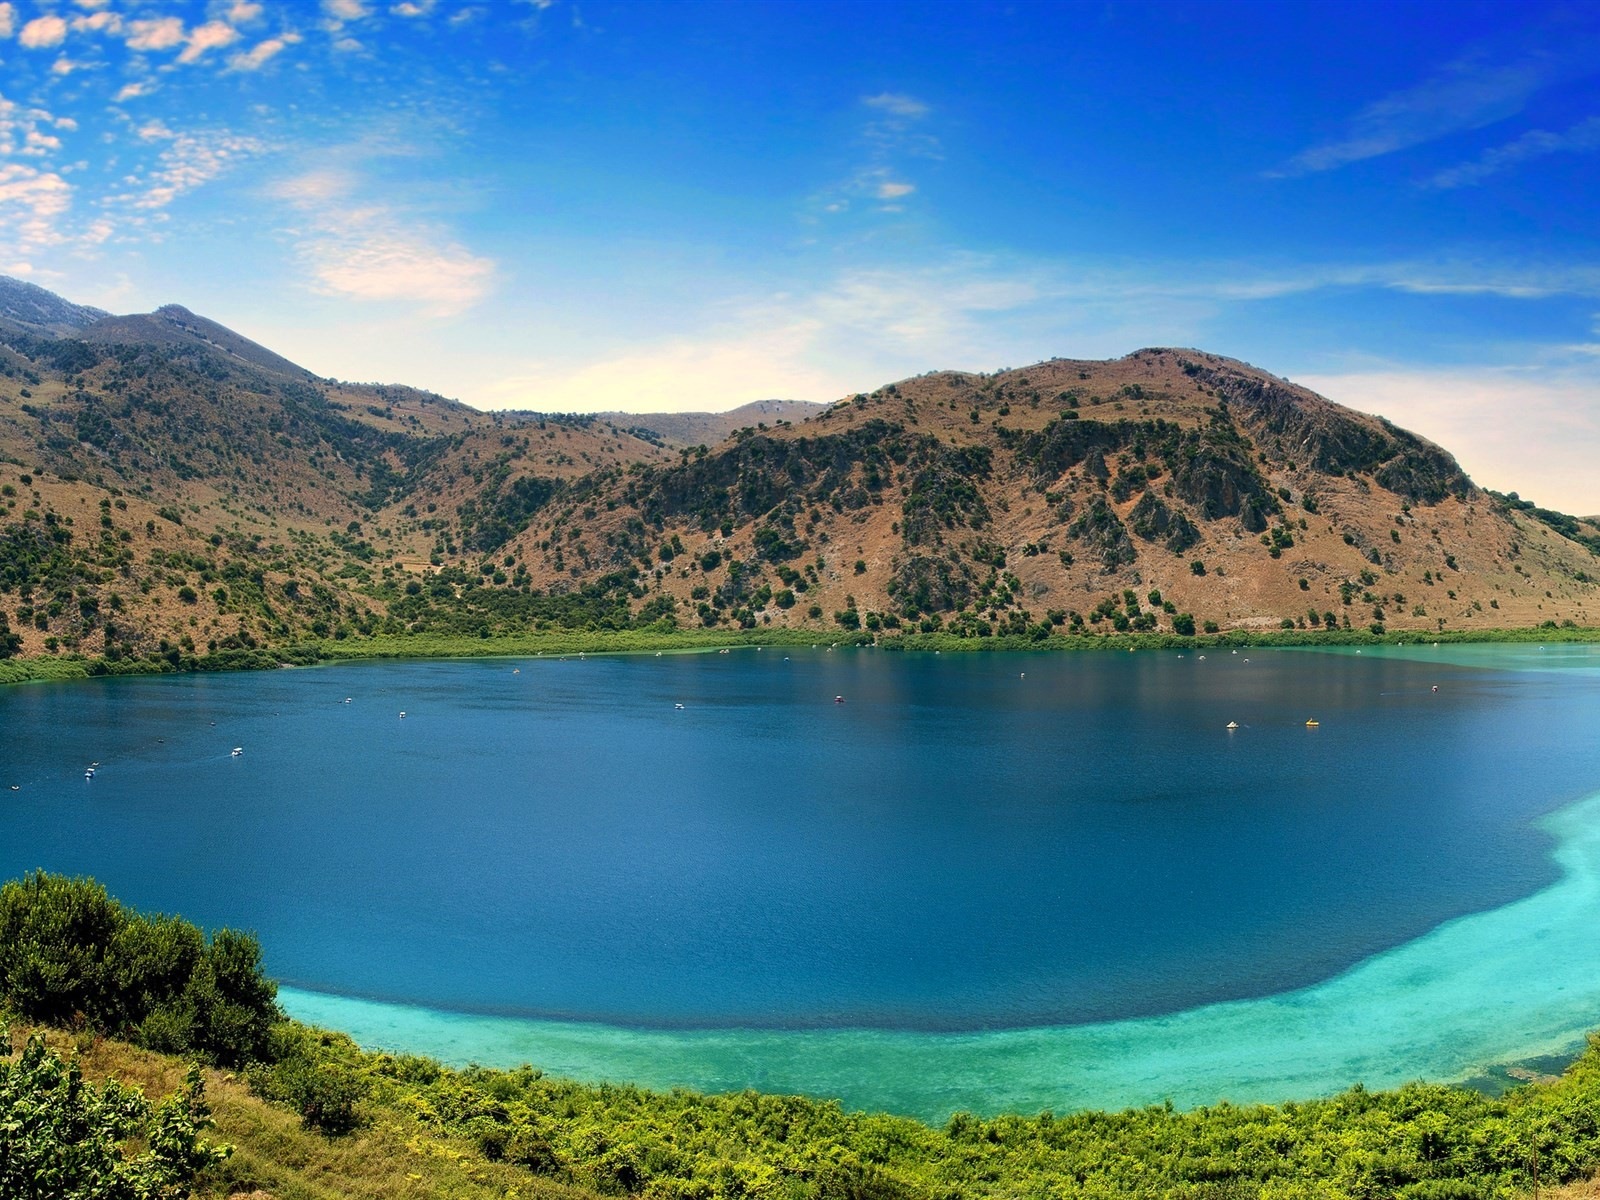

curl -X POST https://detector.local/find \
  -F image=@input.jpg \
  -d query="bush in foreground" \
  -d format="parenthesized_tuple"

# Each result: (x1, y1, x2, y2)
(0, 872, 279, 1067)
(0, 1028, 228, 1199)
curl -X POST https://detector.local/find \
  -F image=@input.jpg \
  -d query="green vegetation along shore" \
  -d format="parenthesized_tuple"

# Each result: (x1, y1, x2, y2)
(1, 621, 1598, 688)
(6, 873, 1600, 1198)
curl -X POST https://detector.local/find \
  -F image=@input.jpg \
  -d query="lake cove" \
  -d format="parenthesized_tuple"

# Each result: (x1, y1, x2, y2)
(3, 644, 1599, 1119)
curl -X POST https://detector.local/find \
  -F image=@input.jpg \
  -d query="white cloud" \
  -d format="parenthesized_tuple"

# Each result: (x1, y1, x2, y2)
(115, 81, 153, 102)
(875, 180, 915, 200)
(125, 17, 186, 52)
(323, 0, 369, 21)
(1429, 114, 1600, 188)
(229, 33, 299, 71)
(0, 162, 72, 257)
(274, 168, 494, 317)
(50, 57, 80, 77)
(0, 91, 72, 159)
(0, 4, 15, 40)
(178, 20, 240, 63)
(391, 0, 436, 14)
(1298, 368, 1600, 514)
(19, 15, 68, 48)
(226, 1, 264, 22)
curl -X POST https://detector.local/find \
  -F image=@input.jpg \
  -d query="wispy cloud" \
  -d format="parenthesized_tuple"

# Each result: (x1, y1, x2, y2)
(815, 92, 937, 218)
(71, 10, 121, 35)
(863, 92, 929, 120)
(1428, 114, 1600, 188)
(0, 5, 15, 41)
(477, 251, 1600, 418)
(104, 126, 267, 212)
(273, 167, 494, 317)
(1274, 38, 1596, 176)
(228, 33, 299, 72)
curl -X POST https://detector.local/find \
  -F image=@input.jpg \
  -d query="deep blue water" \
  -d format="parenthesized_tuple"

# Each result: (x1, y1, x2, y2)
(3, 645, 1599, 1033)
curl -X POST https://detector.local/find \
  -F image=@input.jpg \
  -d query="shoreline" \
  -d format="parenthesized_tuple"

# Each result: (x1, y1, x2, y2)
(275, 786, 1600, 1123)
(4, 621, 1600, 687)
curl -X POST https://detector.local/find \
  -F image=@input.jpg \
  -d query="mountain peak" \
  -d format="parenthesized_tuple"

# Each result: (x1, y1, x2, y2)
(0, 275, 112, 338)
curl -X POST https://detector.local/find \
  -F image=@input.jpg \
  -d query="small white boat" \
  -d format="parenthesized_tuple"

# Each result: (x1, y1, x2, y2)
(674, 702, 685, 710)
(1225, 721, 1238, 730)
(231, 747, 243, 757)
(399, 711, 407, 718)
(344, 697, 352, 704)
(85, 768, 95, 778)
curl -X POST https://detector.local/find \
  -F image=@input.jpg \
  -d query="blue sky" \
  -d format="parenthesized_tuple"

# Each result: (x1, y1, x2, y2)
(2, 1, 1599, 510)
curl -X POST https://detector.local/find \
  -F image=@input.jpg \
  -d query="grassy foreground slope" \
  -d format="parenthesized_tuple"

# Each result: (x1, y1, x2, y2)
(7, 874, 1600, 1198)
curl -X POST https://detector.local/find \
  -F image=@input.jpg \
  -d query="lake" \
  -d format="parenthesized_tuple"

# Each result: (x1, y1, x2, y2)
(4, 642, 1600, 1118)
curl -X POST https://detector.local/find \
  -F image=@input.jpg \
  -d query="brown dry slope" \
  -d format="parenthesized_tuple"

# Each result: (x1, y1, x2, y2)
(1, 271, 1596, 661)
(504, 349, 1600, 638)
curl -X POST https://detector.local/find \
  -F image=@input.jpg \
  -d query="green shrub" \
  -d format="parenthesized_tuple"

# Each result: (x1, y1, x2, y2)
(0, 873, 278, 1065)
(249, 1023, 370, 1136)
(0, 1030, 228, 1199)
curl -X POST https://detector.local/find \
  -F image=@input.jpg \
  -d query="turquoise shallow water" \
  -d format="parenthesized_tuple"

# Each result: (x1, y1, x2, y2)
(282, 787, 1600, 1120)
(4, 642, 1600, 1118)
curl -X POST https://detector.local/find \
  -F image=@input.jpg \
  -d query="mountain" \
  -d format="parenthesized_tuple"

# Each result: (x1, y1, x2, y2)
(495, 350, 1599, 640)
(590, 399, 830, 448)
(78, 303, 316, 379)
(0, 276, 110, 338)
(0, 277, 1596, 664)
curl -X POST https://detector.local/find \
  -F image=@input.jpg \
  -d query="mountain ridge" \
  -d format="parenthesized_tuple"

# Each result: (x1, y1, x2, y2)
(0, 278, 1595, 663)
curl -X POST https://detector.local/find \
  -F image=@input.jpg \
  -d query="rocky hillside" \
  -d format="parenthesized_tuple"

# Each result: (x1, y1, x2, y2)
(0, 278, 1596, 663)
(496, 351, 1600, 641)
